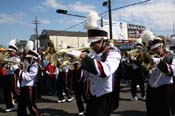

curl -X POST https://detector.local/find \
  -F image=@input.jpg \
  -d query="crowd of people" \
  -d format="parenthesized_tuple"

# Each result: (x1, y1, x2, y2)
(119, 33, 175, 116)
(0, 14, 175, 116)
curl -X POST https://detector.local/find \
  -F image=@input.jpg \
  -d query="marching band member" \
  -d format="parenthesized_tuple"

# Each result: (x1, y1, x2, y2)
(130, 38, 145, 101)
(171, 50, 175, 115)
(146, 37, 174, 116)
(57, 64, 74, 103)
(68, 27, 121, 116)
(15, 41, 40, 116)
(72, 63, 87, 115)
(45, 60, 56, 95)
(68, 12, 121, 116)
(3, 40, 20, 112)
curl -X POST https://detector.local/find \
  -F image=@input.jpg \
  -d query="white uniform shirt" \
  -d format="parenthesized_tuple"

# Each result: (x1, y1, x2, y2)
(172, 55, 175, 76)
(6, 56, 20, 75)
(149, 57, 174, 88)
(83, 47, 121, 97)
(20, 62, 39, 87)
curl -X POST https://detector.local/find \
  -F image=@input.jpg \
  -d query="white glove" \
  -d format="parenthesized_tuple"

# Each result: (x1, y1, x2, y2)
(46, 71, 50, 75)
(68, 50, 82, 58)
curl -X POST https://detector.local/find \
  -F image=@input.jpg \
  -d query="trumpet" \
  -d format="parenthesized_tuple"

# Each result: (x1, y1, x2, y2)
(56, 47, 91, 55)
(0, 52, 9, 64)
(3, 58, 22, 65)
(2, 58, 23, 69)
(126, 48, 153, 71)
(56, 47, 92, 68)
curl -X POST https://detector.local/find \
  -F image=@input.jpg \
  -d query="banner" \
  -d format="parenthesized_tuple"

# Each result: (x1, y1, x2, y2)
(103, 20, 145, 40)
(127, 24, 145, 39)
(103, 20, 128, 40)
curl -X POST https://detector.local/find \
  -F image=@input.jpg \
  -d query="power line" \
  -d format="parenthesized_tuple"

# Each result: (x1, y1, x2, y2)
(64, 21, 84, 31)
(99, 0, 151, 15)
(63, 0, 151, 30)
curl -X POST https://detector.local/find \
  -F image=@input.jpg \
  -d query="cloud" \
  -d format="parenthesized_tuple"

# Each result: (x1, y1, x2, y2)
(112, 0, 175, 35)
(53, 18, 84, 30)
(68, 1, 96, 13)
(32, 5, 47, 12)
(54, 18, 83, 26)
(32, 0, 66, 12)
(42, 0, 65, 9)
(0, 13, 24, 24)
(32, 0, 96, 14)
(40, 19, 50, 25)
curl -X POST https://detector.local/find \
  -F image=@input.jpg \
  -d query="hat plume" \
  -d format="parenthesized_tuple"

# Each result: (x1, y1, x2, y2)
(84, 11, 100, 30)
(25, 40, 34, 52)
(141, 29, 155, 46)
(8, 39, 17, 46)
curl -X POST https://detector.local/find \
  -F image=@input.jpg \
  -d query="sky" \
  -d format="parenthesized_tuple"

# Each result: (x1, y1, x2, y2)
(0, 0, 175, 47)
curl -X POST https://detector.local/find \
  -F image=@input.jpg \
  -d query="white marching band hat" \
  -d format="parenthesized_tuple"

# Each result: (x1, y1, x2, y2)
(84, 11, 108, 43)
(8, 39, 18, 52)
(135, 38, 144, 49)
(88, 28, 108, 43)
(26, 50, 39, 59)
(8, 45, 18, 52)
(150, 37, 163, 50)
(25, 40, 39, 59)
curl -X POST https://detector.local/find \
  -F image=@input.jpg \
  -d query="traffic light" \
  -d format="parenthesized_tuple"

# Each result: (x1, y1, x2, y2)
(103, 1, 108, 6)
(56, 9, 68, 14)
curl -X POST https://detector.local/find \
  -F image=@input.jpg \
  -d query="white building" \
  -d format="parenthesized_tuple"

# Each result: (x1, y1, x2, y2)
(39, 30, 88, 50)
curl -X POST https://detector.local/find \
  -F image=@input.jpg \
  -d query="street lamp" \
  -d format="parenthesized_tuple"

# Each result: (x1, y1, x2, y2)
(103, 0, 113, 39)
(56, 9, 86, 18)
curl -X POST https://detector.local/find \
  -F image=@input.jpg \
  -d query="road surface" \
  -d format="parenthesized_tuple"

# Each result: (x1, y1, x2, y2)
(0, 82, 147, 116)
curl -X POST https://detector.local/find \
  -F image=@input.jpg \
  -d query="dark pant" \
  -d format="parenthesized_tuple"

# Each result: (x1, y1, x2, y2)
(46, 77, 56, 94)
(74, 80, 87, 112)
(3, 74, 19, 109)
(85, 93, 113, 116)
(171, 83, 175, 115)
(17, 86, 39, 116)
(146, 84, 172, 116)
(131, 68, 145, 97)
(57, 72, 72, 100)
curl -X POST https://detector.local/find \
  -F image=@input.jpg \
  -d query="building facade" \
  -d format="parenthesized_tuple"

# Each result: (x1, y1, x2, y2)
(39, 30, 88, 51)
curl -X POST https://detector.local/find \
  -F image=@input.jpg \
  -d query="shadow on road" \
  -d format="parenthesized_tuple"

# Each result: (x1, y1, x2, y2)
(37, 96, 57, 103)
(119, 97, 131, 101)
(40, 108, 77, 116)
(112, 110, 146, 116)
(0, 107, 5, 113)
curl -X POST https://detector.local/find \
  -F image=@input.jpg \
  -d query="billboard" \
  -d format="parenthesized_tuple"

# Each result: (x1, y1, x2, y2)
(103, 20, 128, 40)
(103, 20, 145, 40)
(127, 24, 145, 39)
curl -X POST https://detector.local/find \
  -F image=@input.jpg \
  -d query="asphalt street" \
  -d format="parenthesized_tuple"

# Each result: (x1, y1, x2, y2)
(0, 82, 147, 116)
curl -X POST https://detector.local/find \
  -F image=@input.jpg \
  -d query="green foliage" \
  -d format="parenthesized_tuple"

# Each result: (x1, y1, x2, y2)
(0, 44, 4, 48)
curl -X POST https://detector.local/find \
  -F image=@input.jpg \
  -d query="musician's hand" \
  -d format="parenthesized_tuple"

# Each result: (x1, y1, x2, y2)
(80, 52, 87, 59)
(19, 63, 24, 69)
(46, 71, 50, 75)
(163, 54, 173, 64)
(67, 50, 82, 58)
(157, 60, 169, 74)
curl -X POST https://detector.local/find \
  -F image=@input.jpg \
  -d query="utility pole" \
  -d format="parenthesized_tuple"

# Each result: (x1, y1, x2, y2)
(108, 0, 112, 39)
(103, 0, 113, 39)
(173, 20, 175, 35)
(32, 16, 40, 50)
